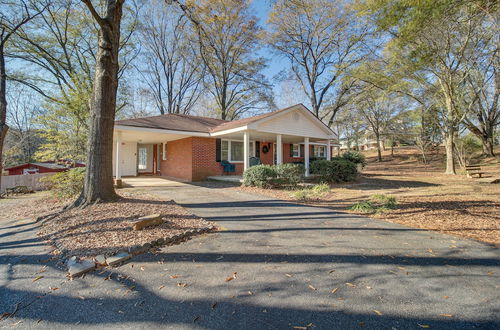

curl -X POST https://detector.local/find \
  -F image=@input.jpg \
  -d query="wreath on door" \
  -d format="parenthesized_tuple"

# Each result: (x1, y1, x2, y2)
(262, 145, 269, 154)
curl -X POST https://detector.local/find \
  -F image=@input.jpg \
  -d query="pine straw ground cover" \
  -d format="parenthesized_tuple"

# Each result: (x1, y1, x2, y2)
(238, 148, 500, 245)
(27, 191, 214, 258)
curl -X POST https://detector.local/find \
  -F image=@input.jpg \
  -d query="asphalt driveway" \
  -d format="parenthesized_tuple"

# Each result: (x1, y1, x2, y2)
(1, 179, 499, 329)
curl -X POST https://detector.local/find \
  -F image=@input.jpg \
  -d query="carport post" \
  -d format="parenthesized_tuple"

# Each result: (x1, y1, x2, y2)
(276, 134, 283, 164)
(115, 131, 122, 181)
(304, 137, 310, 177)
(244, 130, 250, 171)
(327, 140, 331, 160)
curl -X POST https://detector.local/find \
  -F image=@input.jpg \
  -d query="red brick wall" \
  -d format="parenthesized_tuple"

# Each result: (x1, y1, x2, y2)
(160, 137, 193, 181)
(160, 137, 320, 182)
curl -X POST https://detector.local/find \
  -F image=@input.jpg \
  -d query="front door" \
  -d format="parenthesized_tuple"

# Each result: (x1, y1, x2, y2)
(137, 144, 154, 174)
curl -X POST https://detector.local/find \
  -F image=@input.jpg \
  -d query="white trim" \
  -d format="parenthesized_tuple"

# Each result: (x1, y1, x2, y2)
(276, 134, 283, 164)
(304, 137, 310, 177)
(244, 131, 249, 171)
(210, 126, 249, 136)
(162, 142, 167, 161)
(115, 125, 210, 137)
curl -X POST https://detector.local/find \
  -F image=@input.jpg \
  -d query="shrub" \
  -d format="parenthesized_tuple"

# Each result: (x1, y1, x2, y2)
(274, 163, 304, 186)
(349, 194, 398, 213)
(243, 165, 278, 188)
(341, 151, 366, 169)
(291, 183, 330, 201)
(40, 167, 85, 198)
(310, 159, 358, 183)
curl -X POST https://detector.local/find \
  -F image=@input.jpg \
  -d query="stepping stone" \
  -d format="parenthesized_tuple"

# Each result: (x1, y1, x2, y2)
(68, 259, 95, 277)
(131, 214, 164, 230)
(106, 252, 131, 266)
(476, 177, 500, 184)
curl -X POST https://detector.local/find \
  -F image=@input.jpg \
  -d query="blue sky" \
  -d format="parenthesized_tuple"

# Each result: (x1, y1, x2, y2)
(249, 0, 289, 83)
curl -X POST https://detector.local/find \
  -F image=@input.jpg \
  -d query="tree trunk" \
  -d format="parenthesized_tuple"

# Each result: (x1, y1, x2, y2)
(481, 135, 495, 157)
(444, 129, 456, 175)
(0, 46, 8, 196)
(375, 132, 382, 162)
(75, 1, 124, 206)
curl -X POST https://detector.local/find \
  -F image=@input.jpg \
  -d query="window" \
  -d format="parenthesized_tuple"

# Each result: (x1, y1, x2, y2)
(221, 140, 229, 161)
(162, 143, 167, 160)
(292, 144, 301, 157)
(221, 139, 255, 162)
(138, 147, 147, 169)
(314, 145, 326, 158)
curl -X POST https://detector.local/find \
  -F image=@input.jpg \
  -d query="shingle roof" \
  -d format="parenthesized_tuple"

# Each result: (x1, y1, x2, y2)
(115, 113, 228, 133)
(115, 105, 305, 133)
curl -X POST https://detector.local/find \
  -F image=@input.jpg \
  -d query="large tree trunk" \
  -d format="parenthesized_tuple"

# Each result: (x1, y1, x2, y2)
(444, 129, 456, 174)
(0, 46, 8, 196)
(75, 1, 124, 206)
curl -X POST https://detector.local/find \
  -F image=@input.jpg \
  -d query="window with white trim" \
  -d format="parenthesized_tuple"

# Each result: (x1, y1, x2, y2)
(314, 145, 326, 158)
(221, 139, 255, 162)
(292, 144, 301, 157)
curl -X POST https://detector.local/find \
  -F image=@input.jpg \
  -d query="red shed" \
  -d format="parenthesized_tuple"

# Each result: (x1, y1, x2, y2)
(5, 162, 81, 176)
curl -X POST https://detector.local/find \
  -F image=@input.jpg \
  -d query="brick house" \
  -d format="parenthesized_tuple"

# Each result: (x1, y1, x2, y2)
(5, 161, 85, 176)
(113, 104, 338, 182)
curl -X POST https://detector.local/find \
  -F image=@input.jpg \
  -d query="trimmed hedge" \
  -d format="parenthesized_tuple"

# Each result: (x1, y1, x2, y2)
(310, 159, 358, 183)
(243, 163, 304, 188)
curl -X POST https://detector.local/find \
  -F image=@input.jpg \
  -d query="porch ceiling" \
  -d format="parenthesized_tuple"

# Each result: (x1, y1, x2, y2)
(114, 129, 189, 144)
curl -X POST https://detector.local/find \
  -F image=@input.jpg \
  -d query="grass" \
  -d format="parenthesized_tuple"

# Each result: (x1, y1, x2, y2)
(350, 194, 398, 214)
(291, 183, 330, 201)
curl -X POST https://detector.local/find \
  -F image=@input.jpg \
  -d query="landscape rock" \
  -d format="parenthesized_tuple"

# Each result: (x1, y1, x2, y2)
(94, 255, 107, 266)
(106, 252, 131, 266)
(131, 213, 164, 230)
(68, 259, 95, 277)
(67, 256, 78, 267)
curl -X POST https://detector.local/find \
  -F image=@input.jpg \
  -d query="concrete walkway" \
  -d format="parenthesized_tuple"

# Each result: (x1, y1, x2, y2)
(0, 179, 499, 329)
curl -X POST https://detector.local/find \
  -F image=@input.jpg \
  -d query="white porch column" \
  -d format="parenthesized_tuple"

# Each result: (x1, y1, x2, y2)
(243, 130, 250, 171)
(276, 134, 283, 164)
(304, 137, 310, 177)
(326, 140, 331, 160)
(115, 131, 122, 180)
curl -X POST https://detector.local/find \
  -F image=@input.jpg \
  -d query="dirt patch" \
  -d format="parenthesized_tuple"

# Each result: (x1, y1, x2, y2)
(38, 191, 215, 258)
(237, 147, 500, 245)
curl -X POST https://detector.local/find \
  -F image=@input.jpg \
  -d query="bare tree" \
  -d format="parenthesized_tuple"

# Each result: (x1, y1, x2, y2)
(267, 0, 371, 121)
(74, 0, 125, 206)
(0, 0, 44, 193)
(138, 1, 203, 115)
(169, 0, 273, 120)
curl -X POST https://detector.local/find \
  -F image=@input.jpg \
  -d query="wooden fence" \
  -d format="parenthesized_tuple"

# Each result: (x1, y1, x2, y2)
(0, 173, 54, 193)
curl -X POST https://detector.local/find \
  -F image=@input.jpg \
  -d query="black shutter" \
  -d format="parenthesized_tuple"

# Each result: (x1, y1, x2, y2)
(216, 139, 221, 162)
(300, 144, 304, 157)
(255, 141, 260, 157)
(289, 144, 294, 157)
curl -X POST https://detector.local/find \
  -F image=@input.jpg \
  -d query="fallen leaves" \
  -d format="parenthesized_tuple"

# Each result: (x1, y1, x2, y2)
(345, 282, 356, 288)
(159, 285, 165, 290)
(439, 313, 453, 318)
(285, 273, 293, 278)
(177, 282, 188, 287)
(169, 275, 180, 279)
(417, 324, 430, 328)
(331, 288, 338, 294)
(308, 284, 317, 291)
(373, 310, 383, 316)
(225, 272, 237, 282)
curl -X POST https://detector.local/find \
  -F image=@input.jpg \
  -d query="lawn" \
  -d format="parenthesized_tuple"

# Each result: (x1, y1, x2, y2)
(239, 147, 500, 245)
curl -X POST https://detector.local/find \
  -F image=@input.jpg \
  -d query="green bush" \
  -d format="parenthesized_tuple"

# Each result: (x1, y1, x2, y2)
(341, 151, 367, 168)
(243, 165, 278, 188)
(244, 163, 305, 188)
(310, 159, 358, 183)
(274, 163, 304, 186)
(40, 168, 85, 198)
